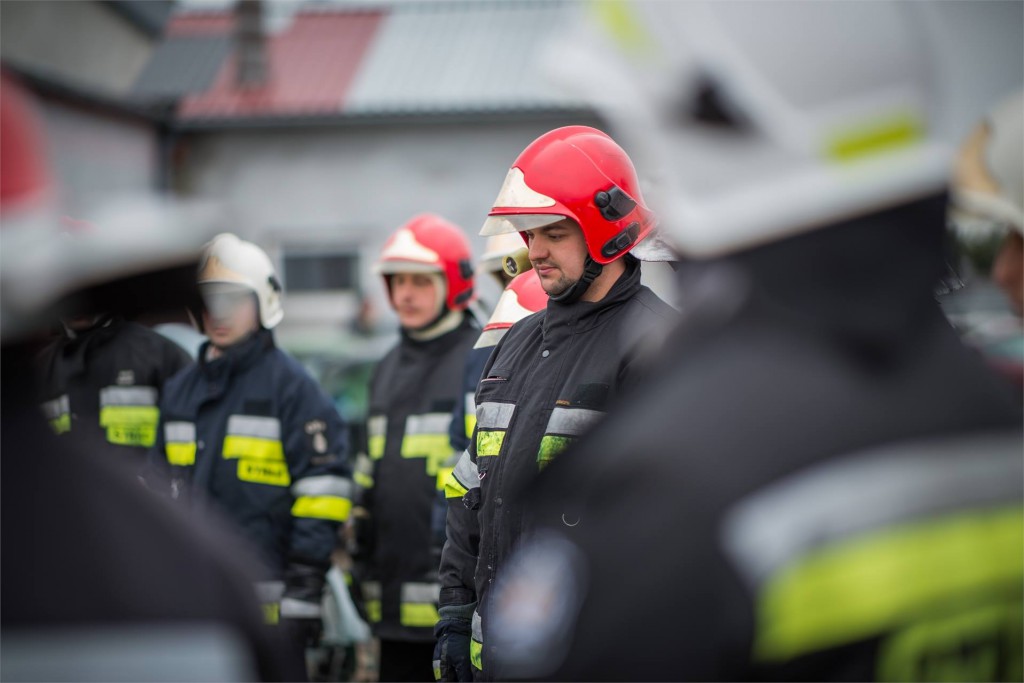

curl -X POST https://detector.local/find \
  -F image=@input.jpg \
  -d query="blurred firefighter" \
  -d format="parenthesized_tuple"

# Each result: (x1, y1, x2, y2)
(356, 214, 480, 682)
(489, 2, 1024, 681)
(435, 126, 677, 681)
(0, 70, 298, 681)
(146, 233, 354, 676)
(949, 91, 1023, 395)
(36, 219, 193, 469)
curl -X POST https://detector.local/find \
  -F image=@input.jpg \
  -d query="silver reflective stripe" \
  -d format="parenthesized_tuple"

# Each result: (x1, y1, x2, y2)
(280, 597, 322, 618)
(362, 581, 382, 601)
(464, 392, 475, 418)
(165, 421, 196, 442)
(405, 413, 451, 435)
(722, 431, 1024, 589)
(292, 475, 353, 499)
(401, 582, 440, 604)
(226, 415, 280, 439)
(452, 451, 480, 490)
(255, 580, 285, 603)
(545, 407, 603, 437)
(367, 415, 386, 437)
(99, 386, 158, 407)
(471, 610, 483, 642)
(41, 395, 70, 419)
(477, 402, 515, 430)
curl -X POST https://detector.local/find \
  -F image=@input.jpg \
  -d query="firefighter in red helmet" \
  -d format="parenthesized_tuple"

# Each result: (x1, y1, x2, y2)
(434, 126, 676, 681)
(355, 213, 481, 682)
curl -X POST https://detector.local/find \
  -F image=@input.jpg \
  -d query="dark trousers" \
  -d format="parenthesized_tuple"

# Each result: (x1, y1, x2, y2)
(379, 639, 436, 682)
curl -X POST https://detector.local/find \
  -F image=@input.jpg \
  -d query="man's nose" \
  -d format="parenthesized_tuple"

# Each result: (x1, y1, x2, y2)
(528, 237, 546, 261)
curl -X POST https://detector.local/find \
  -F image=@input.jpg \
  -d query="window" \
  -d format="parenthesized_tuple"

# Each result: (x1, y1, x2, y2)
(283, 252, 359, 292)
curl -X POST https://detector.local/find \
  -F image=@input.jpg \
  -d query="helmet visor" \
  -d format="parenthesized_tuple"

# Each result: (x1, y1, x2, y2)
(199, 282, 254, 320)
(480, 213, 567, 236)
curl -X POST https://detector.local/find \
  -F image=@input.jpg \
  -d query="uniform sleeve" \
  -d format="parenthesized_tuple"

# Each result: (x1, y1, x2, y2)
(142, 398, 173, 491)
(282, 375, 354, 569)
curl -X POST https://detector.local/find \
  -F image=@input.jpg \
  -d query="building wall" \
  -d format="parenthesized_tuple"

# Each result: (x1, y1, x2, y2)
(1, 1, 154, 95)
(175, 117, 607, 342)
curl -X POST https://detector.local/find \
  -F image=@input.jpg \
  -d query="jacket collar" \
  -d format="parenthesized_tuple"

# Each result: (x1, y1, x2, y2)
(198, 328, 274, 380)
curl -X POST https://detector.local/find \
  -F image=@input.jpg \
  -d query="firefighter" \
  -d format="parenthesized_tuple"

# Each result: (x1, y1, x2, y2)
(434, 126, 677, 681)
(146, 233, 354, 673)
(36, 276, 193, 469)
(490, 2, 1023, 680)
(0, 71, 297, 680)
(354, 213, 480, 682)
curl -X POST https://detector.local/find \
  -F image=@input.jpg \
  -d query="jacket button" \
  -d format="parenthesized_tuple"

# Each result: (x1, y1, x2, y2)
(541, 350, 550, 358)
(495, 497, 502, 506)
(197, 440, 205, 450)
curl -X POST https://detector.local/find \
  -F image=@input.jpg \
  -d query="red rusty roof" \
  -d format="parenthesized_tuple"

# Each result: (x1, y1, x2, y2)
(175, 10, 385, 120)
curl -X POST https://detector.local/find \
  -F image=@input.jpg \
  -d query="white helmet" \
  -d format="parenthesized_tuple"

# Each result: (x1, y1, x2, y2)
(480, 233, 528, 281)
(951, 91, 1024, 238)
(198, 233, 283, 329)
(544, 1, 1024, 258)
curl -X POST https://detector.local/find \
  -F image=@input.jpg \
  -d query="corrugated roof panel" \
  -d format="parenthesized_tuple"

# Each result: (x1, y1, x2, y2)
(131, 35, 232, 100)
(178, 10, 384, 120)
(344, 1, 586, 115)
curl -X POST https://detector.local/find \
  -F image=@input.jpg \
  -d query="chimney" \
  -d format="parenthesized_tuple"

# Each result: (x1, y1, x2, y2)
(234, 0, 266, 89)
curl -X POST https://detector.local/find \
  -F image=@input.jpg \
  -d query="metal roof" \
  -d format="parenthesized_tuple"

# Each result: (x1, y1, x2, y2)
(130, 1, 590, 124)
(344, 1, 585, 115)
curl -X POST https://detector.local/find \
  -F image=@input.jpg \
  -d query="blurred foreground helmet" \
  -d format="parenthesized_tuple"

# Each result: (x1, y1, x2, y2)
(376, 213, 475, 311)
(480, 126, 656, 265)
(545, 1, 1022, 258)
(198, 233, 284, 329)
(951, 91, 1024, 238)
(1, 71, 218, 340)
(475, 270, 548, 349)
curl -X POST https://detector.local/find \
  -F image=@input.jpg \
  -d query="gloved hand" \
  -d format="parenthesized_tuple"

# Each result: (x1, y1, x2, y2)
(433, 617, 473, 682)
(281, 562, 326, 649)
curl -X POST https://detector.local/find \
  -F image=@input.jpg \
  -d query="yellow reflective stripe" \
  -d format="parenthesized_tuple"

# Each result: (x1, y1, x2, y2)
(222, 435, 284, 461)
(99, 405, 160, 447)
(49, 414, 71, 435)
(401, 603, 440, 628)
(292, 495, 352, 522)
(354, 471, 374, 489)
(238, 459, 290, 487)
(401, 433, 452, 477)
(476, 430, 505, 457)
(755, 505, 1024, 663)
(366, 600, 382, 623)
(465, 413, 477, 440)
(824, 112, 923, 163)
(444, 470, 469, 499)
(537, 435, 573, 468)
(262, 602, 280, 625)
(166, 442, 197, 466)
(470, 639, 483, 671)
(436, 466, 454, 492)
(368, 435, 385, 460)
(433, 661, 441, 681)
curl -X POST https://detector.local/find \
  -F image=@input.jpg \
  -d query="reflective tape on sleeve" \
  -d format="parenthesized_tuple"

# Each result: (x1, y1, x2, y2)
(238, 459, 290, 486)
(477, 430, 506, 457)
(476, 402, 515, 430)
(226, 415, 281, 440)
(99, 386, 158, 407)
(41, 394, 70, 420)
(399, 582, 440, 627)
(292, 475, 354, 500)
(368, 415, 386, 459)
(99, 406, 160, 446)
(445, 450, 479, 499)
(471, 610, 484, 671)
(292, 495, 352, 522)
(544, 406, 603, 437)
(165, 421, 197, 466)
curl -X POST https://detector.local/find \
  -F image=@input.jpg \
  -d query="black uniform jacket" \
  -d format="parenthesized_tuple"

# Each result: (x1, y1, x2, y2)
(361, 314, 479, 642)
(439, 257, 676, 670)
(37, 316, 192, 467)
(495, 195, 1023, 681)
(147, 329, 352, 579)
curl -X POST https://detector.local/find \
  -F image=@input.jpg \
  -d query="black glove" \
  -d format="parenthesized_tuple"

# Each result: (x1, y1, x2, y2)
(433, 617, 473, 682)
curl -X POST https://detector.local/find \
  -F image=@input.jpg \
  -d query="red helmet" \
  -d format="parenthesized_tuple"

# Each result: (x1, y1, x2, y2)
(376, 213, 475, 311)
(475, 269, 548, 349)
(480, 126, 656, 265)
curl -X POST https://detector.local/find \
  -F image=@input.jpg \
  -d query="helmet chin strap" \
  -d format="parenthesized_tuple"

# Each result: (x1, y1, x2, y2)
(549, 255, 603, 305)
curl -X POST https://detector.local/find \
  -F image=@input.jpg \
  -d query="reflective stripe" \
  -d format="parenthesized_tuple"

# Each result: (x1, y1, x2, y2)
(366, 601, 382, 623)
(825, 112, 924, 163)
(544, 406, 603, 436)
(433, 660, 441, 681)
(476, 430, 506, 457)
(41, 395, 70, 420)
(401, 582, 440, 604)
(292, 495, 352, 522)
(363, 581, 382, 623)
(537, 435, 573, 467)
(99, 386, 157, 407)
(446, 451, 479, 499)
(401, 604, 440, 627)
(226, 415, 280, 440)
(463, 392, 476, 440)
(723, 437, 1024, 588)
(280, 597, 322, 619)
(165, 421, 195, 442)
(755, 505, 1023, 663)
(405, 413, 451, 436)
(368, 415, 386, 459)
(471, 611, 483, 671)
(401, 434, 451, 460)
(255, 581, 285, 603)
(49, 414, 71, 435)
(436, 466, 454, 492)
(238, 459, 290, 486)
(292, 475, 353, 500)
(263, 603, 279, 625)
(400, 583, 441, 628)
(354, 471, 374, 489)
(476, 402, 515, 430)
(362, 581, 381, 601)
(99, 406, 160, 447)
(222, 436, 284, 461)
(167, 443, 196, 466)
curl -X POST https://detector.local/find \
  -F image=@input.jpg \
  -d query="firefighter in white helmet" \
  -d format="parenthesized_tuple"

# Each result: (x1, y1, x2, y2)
(147, 233, 354, 672)
(490, 2, 1023, 680)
